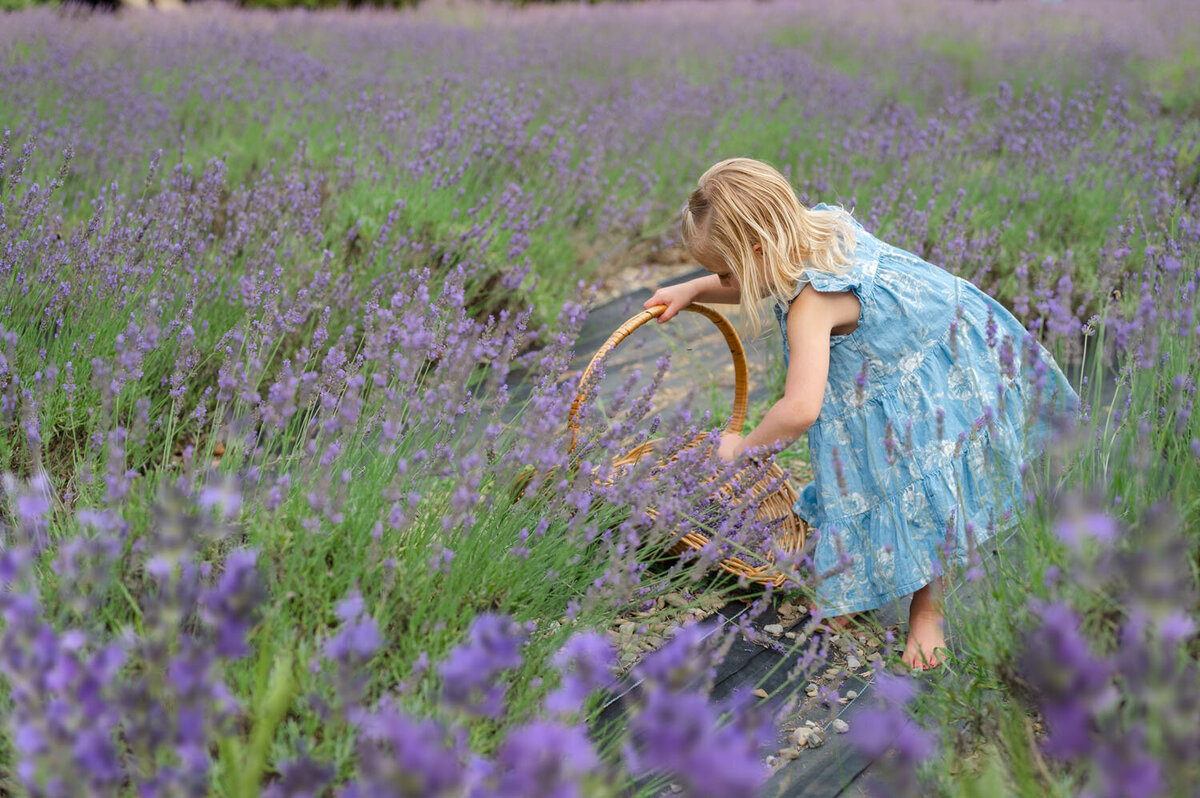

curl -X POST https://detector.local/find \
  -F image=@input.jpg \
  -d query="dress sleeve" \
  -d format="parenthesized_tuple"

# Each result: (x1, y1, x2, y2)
(793, 267, 862, 297)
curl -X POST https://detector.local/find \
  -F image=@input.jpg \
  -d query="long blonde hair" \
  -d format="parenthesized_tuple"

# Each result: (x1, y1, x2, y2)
(681, 157, 857, 337)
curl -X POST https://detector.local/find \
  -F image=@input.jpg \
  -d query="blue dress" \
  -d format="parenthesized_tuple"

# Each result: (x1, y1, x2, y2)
(773, 204, 1079, 616)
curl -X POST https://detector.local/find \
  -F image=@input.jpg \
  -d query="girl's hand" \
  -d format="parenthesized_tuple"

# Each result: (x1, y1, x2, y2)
(717, 432, 744, 463)
(643, 283, 695, 323)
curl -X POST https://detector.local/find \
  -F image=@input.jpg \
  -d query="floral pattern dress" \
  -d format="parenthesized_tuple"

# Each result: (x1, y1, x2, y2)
(773, 204, 1080, 616)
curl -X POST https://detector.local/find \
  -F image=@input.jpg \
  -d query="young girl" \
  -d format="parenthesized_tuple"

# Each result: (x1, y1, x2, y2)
(644, 158, 1079, 669)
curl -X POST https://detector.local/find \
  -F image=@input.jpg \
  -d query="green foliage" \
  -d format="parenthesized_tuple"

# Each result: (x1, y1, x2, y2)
(0, 0, 52, 10)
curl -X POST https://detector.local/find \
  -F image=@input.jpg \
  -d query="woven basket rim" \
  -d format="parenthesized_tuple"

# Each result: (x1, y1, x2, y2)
(570, 303, 807, 586)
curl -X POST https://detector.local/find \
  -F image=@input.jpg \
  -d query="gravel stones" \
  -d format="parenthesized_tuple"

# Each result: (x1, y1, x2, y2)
(605, 591, 727, 672)
(763, 623, 784, 636)
(787, 721, 826, 749)
(832, 719, 850, 734)
(788, 726, 812, 747)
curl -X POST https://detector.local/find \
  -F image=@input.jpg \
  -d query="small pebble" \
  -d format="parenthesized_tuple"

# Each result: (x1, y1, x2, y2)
(752, 688, 768, 699)
(789, 727, 812, 746)
(846, 690, 858, 700)
(832, 719, 850, 734)
(780, 746, 801, 761)
(763, 623, 784, 636)
(806, 728, 827, 748)
(664, 593, 689, 609)
(805, 683, 819, 696)
(785, 631, 797, 639)
(847, 655, 861, 670)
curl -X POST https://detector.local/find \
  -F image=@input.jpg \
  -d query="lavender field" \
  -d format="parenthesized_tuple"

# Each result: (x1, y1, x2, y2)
(1, 0, 1198, 795)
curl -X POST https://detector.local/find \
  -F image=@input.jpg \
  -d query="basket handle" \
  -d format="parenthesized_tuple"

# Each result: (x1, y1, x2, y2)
(567, 303, 749, 455)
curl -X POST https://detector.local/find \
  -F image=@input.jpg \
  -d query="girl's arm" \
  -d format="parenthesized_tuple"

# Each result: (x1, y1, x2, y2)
(690, 273, 742, 304)
(726, 286, 860, 457)
(643, 274, 741, 323)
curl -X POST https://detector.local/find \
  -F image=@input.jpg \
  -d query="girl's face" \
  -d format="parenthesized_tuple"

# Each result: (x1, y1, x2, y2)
(689, 234, 761, 289)
(694, 247, 736, 288)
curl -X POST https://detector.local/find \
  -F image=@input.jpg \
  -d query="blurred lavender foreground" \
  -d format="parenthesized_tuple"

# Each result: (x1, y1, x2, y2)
(0, 1, 1198, 795)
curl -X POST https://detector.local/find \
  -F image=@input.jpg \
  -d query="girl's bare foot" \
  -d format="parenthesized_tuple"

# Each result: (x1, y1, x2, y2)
(902, 581, 946, 670)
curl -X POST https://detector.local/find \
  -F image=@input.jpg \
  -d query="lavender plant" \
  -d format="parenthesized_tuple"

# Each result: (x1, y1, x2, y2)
(0, 1, 1197, 795)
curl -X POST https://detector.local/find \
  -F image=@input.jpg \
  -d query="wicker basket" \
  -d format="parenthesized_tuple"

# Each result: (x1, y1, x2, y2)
(568, 303, 807, 587)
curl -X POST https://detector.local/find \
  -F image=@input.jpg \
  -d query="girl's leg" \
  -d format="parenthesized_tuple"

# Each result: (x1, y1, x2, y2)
(903, 578, 946, 669)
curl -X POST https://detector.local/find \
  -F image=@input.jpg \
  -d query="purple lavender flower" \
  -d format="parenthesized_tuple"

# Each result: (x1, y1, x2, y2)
(439, 614, 528, 718)
(5, 470, 54, 553)
(476, 720, 600, 798)
(1089, 725, 1165, 798)
(1017, 601, 1116, 759)
(319, 590, 384, 707)
(263, 757, 336, 798)
(632, 621, 714, 693)
(624, 687, 771, 798)
(340, 703, 469, 798)
(202, 548, 263, 659)
(324, 592, 383, 664)
(1053, 510, 1119, 552)
(545, 630, 618, 717)
(847, 672, 937, 796)
(0, 590, 127, 796)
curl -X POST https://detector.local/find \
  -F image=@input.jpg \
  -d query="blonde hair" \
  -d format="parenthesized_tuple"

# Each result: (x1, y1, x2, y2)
(681, 157, 857, 337)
